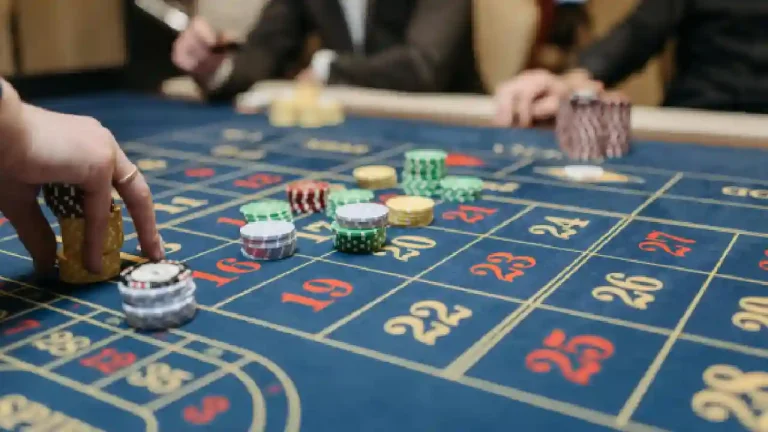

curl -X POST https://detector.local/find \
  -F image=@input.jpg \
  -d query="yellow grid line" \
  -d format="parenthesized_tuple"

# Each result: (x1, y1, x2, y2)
(442, 173, 684, 379)
(41, 332, 126, 371)
(616, 233, 740, 426)
(316, 205, 537, 338)
(91, 339, 194, 389)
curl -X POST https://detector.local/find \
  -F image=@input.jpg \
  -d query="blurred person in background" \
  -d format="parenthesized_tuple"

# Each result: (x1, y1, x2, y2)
(494, 0, 768, 128)
(171, 0, 482, 101)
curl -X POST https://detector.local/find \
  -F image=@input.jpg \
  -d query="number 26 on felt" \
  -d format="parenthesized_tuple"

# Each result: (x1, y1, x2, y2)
(384, 301, 472, 346)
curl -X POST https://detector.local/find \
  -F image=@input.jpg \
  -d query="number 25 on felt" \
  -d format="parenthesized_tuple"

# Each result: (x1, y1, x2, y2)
(525, 329, 614, 385)
(384, 300, 472, 346)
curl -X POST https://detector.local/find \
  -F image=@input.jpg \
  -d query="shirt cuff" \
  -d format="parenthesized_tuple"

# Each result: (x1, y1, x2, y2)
(207, 56, 235, 91)
(310, 49, 338, 83)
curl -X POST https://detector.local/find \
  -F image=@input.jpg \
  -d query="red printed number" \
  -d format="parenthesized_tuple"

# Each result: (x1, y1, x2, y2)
(0, 217, 7, 227)
(442, 205, 498, 224)
(233, 173, 282, 189)
(470, 252, 536, 282)
(80, 348, 136, 374)
(282, 279, 353, 312)
(185, 168, 215, 178)
(183, 396, 230, 425)
(3, 319, 41, 336)
(759, 250, 768, 271)
(217, 217, 246, 228)
(525, 329, 614, 385)
(193, 258, 261, 288)
(638, 230, 695, 257)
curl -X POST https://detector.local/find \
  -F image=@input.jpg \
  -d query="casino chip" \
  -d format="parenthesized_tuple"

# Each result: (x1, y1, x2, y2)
(118, 261, 198, 330)
(401, 149, 447, 197)
(325, 188, 375, 219)
(601, 91, 631, 158)
(335, 203, 389, 229)
(353, 165, 398, 189)
(240, 220, 297, 260)
(43, 183, 116, 218)
(240, 199, 293, 222)
(287, 180, 330, 213)
(385, 195, 435, 227)
(439, 175, 483, 202)
(332, 222, 386, 254)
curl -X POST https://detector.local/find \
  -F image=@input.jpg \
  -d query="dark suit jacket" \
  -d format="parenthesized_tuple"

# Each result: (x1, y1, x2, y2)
(208, 0, 483, 101)
(576, 0, 768, 113)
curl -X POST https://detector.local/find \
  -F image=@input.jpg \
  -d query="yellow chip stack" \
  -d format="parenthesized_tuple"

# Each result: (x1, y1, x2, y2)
(353, 165, 398, 189)
(58, 206, 125, 284)
(268, 83, 345, 128)
(385, 196, 435, 227)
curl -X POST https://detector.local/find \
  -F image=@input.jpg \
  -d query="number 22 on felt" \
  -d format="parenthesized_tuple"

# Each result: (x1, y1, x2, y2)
(384, 300, 472, 346)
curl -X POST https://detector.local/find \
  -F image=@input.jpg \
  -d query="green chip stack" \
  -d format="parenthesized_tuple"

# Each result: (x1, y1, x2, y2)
(401, 149, 448, 197)
(240, 199, 294, 222)
(439, 176, 484, 202)
(332, 222, 386, 254)
(326, 189, 375, 219)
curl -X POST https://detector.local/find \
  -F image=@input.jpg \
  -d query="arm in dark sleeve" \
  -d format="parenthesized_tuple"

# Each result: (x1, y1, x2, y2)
(208, 0, 309, 101)
(576, 0, 687, 87)
(327, 0, 472, 92)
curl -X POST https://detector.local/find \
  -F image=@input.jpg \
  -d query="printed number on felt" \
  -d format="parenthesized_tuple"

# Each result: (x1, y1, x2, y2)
(639, 230, 695, 257)
(442, 205, 498, 224)
(525, 329, 614, 385)
(591, 273, 663, 310)
(374, 236, 436, 262)
(127, 362, 193, 394)
(692, 364, 768, 430)
(282, 279, 353, 312)
(470, 252, 536, 282)
(33, 331, 91, 357)
(529, 217, 589, 240)
(384, 301, 472, 346)
(296, 221, 334, 244)
(732, 296, 768, 333)
(154, 197, 209, 215)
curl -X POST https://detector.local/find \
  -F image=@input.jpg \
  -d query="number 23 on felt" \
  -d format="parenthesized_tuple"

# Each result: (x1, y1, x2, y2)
(384, 300, 472, 346)
(470, 252, 536, 282)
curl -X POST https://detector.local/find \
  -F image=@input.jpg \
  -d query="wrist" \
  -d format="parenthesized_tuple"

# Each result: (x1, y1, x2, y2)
(0, 80, 28, 172)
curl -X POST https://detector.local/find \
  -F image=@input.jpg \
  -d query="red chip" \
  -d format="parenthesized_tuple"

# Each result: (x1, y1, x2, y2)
(286, 180, 330, 193)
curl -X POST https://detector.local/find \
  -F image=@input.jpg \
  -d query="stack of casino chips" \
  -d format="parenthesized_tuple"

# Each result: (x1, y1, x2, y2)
(239, 199, 294, 222)
(352, 165, 398, 189)
(439, 175, 484, 202)
(42, 183, 124, 284)
(286, 180, 329, 214)
(401, 149, 447, 197)
(555, 89, 631, 161)
(325, 189, 375, 219)
(240, 220, 297, 260)
(118, 261, 198, 330)
(385, 195, 435, 227)
(332, 203, 388, 253)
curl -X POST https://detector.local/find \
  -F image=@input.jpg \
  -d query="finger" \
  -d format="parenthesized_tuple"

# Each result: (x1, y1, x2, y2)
(2, 189, 57, 274)
(517, 83, 548, 128)
(493, 85, 516, 127)
(190, 17, 217, 47)
(113, 151, 164, 261)
(532, 95, 561, 120)
(81, 140, 117, 275)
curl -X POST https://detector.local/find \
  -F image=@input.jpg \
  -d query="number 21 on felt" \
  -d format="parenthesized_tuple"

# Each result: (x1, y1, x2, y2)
(384, 300, 472, 346)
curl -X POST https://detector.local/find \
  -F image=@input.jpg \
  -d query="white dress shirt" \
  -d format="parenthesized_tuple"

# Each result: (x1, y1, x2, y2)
(209, 0, 368, 90)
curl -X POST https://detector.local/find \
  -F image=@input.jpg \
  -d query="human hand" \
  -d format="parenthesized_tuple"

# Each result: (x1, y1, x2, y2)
(296, 68, 320, 84)
(493, 69, 604, 128)
(0, 98, 164, 276)
(171, 16, 231, 85)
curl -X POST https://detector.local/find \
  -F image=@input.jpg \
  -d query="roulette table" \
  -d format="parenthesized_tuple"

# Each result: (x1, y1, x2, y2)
(0, 89, 767, 431)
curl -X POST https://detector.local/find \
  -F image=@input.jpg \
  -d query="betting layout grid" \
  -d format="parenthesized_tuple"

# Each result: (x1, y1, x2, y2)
(0, 114, 766, 431)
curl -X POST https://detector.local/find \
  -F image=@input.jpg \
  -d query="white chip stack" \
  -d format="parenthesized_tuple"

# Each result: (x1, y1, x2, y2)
(240, 220, 297, 260)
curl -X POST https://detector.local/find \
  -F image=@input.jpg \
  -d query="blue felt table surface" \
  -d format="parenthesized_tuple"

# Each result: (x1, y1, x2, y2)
(0, 92, 767, 431)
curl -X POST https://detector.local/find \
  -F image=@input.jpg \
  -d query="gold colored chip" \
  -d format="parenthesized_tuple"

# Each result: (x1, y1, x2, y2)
(386, 196, 435, 214)
(60, 206, 124, 255)
(58, 249, 122, 284)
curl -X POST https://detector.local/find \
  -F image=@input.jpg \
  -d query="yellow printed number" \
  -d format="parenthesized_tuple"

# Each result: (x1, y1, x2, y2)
(692, 364, 768, 430)
(732, 296, 768, 332)
(591, 273, 663, 310)
(374, 236, 436, 262)
(154, 197, 209, 215)
(33, 331, 91, 357)
(296, 220, 334, 244)
(483, 181, 520, 193)
(384, 300, 472, 346)
(529, 216, 589, 240)
(0, 394, 102, 431)
(127, 362, 193, 395)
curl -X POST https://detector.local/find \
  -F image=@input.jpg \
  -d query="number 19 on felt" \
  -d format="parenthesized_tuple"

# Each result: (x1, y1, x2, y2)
(282, 279, 353, 312)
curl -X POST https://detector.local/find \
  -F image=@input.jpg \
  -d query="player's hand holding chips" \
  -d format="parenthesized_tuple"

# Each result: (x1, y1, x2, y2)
(493, 68, 604, 128)
(172, 16, 233, 87)
(0, 79, 164, 276)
